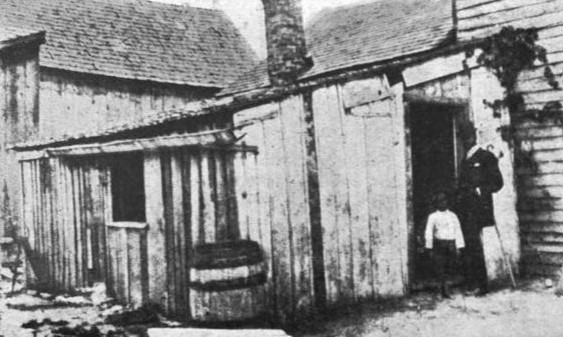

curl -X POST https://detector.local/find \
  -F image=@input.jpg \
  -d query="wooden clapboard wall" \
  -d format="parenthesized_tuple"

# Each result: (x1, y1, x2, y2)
(507, 17, 563, 277)
(456, 0, 563, 42)
(20, 157, 110, 292)
(145, 147, 242, 320)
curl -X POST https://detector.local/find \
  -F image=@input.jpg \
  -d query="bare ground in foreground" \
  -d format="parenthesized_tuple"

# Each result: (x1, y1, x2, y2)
(1, 277, 563, 337)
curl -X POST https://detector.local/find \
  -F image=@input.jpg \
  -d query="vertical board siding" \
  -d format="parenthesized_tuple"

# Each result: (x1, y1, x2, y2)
(231, 80, 407, 319)
(233, 100, 314, 322)
(313, 79, 407, 306)
(39, 70, 216, 140)
(106, 224, 148, 307)
(158, 147, 242, 319)
(1, 49, 39, 242)
(20, 158, 110, 292)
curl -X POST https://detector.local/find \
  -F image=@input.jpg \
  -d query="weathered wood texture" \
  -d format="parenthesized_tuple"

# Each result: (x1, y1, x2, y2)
(508, 20, 563, 277)
(147, 147, 240, 320)
(457, 0, 563, 42)
(20, 157, 110, 292)
(313, 79, 407, 304)
(106, 222, 148, 307)
(469, 68, 521, 283)
(514, 118, 563, 276)
(233, 99, 314, 323)
(39, 69, 217, 139)
(0, 46, 40, 239)
(232, 76, 408, 321)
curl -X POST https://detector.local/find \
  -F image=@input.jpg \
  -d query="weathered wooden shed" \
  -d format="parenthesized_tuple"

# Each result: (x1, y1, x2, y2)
(11, 0, 563, 326)
(0, 27, 45, 238)
(0, 0, 256, 240)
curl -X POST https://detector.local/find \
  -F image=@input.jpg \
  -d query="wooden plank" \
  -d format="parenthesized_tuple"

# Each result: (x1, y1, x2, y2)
(402, 53, 466, 87)
(279, 95, 314, 315)
(263, 103, 294, 322)
(52, 159, 61, 290)
(519, 173, 563, 187)
(214, 152, 229, 241)
(530, 148, 563, 162)
(181, 149, 192, 321)
(458, 0, 553, 19)
(518, 63, 563, 83)
(101, 166, 113, 293)
(66, 162, 76, 291)
(458, 0, 563, 30)
(122, 227, 131, 303)
(456, 0, 502, 11)
(144, 151, 167, 309)
(334, 85, 354, 305)
(343, 108, 373, 300)
(516, 74, 563, 93)
(522, 90, 563, 105)
(171, 150, 187, 320)
(234, 104, 276, 317)
(234, 152, 250, 240)
(390, 81, 409, 293)
(225, 152, 239, 240)
(521, 221, 563, 234)
(514, 125, 563, 140)
(340, 77, 391, 108)
(364, 101, 402, 297)
(189, 152, 202, 245)
(200, 150, 216, 243)
(161, 151, 176, 314)
(312, 86, 341, 306)
(459, 8, 563, 37)
(75, 166, 85, 288)
(128, 229, 144, 307)
(520, 210, 563, 223)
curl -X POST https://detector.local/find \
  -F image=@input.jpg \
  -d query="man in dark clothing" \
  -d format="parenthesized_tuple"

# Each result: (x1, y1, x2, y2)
(456, 125, 503, 296)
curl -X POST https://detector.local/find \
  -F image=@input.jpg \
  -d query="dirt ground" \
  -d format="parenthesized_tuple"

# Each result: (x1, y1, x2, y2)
(296, 279, 563, 337)
(2, 276, 563, 337)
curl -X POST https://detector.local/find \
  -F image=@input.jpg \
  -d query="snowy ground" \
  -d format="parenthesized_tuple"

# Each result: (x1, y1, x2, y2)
(2, 276, 563, 337)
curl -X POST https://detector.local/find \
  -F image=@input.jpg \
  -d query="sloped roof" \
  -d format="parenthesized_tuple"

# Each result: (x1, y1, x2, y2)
(0, 27, 43, 46)
(223, 0, 454, 95)
(0, 0, 257, 87)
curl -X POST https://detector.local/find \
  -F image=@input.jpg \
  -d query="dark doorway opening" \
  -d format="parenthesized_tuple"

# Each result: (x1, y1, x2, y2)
(410, 102, 463, 286)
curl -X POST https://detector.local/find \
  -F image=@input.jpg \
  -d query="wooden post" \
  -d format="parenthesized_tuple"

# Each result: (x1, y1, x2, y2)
(144, 151, 167, 309)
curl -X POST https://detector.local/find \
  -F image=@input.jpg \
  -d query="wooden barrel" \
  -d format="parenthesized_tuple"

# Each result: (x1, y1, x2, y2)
(189, 240, 267, 322)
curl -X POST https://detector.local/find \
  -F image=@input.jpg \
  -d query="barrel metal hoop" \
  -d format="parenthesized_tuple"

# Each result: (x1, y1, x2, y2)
(188, 271, 267, 292)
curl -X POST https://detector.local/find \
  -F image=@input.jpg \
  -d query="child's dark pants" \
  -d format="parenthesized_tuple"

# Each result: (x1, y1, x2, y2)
(432, 239, 457, 296)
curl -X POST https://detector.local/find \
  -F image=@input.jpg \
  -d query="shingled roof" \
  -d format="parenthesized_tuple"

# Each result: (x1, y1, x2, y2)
(0, 26, 45, 50)
(223, 0, 454, 95)
(0, 0, 257, 87)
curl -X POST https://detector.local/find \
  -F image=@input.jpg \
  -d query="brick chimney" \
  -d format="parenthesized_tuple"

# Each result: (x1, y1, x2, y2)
(261, 0, 312, 87)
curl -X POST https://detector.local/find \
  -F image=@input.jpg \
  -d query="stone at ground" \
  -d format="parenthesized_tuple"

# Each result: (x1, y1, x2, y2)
(54, 294, 93, 307)
(147, 328, 290, 337)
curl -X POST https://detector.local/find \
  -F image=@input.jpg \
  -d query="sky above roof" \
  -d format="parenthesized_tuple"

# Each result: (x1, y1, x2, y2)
(153, 0, 372, 59)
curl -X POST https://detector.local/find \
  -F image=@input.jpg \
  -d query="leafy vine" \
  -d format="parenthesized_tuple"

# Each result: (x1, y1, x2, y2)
(474, 26, 560, 120)
(473, 26, 562, 174)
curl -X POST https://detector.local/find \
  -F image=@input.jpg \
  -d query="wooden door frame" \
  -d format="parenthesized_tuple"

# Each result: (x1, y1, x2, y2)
(403, 96, 470, 289)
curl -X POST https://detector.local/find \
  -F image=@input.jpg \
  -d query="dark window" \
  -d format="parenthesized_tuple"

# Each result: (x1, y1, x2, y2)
(111, 153, 146, 222)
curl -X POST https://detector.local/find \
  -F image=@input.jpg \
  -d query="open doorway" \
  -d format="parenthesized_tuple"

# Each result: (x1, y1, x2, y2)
(410, 102, 465, 285)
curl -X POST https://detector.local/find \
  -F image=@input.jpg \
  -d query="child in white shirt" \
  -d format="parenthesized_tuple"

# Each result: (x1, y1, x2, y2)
(425, 191, 465, 298)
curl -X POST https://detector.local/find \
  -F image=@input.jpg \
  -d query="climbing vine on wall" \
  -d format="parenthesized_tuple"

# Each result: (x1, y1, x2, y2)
(474, 26, 560, 119)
